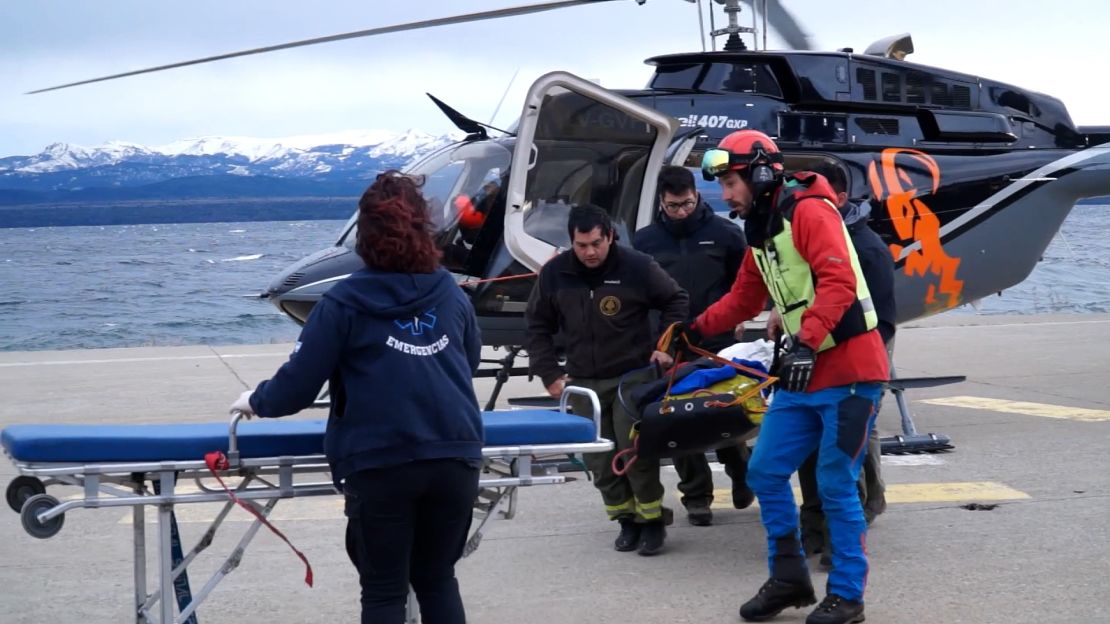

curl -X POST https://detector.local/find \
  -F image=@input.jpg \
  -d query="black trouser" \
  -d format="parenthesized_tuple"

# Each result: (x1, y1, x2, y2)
(674, 442, 750, 508)
(343, 459, 480, 624)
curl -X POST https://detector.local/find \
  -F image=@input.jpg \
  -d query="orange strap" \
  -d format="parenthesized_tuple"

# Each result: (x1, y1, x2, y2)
(457, 272, 537, 287)
(204, 451, 314, 588)
(656, 322, 779, 409)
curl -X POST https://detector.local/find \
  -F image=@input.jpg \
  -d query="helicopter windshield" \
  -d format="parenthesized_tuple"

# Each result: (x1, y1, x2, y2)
(407, 141, 512, 232)
(338, 140, 512, 276)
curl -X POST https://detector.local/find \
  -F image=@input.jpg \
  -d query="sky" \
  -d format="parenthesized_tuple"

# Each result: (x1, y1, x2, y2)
(2, 0, 1108, 156)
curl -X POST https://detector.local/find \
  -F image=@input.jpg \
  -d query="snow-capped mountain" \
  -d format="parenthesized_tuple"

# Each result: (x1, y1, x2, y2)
(0, 129, 462, 198)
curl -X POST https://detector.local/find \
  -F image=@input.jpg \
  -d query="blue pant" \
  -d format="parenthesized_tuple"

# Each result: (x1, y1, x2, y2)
(747, 383, 882, 601)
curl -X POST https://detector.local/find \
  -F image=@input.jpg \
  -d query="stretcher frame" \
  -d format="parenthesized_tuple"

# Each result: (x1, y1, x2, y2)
(3, 386, 609, 624)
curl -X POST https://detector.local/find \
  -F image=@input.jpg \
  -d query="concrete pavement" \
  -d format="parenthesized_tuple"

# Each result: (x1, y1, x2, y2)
(2, 313, 1109, 623)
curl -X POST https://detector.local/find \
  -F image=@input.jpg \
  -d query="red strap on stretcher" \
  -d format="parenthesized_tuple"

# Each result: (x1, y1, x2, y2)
(204, 451, 314, 587)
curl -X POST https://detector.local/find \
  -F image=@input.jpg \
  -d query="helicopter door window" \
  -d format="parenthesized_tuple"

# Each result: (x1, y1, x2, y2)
(520, 89, 659, 246)
(506, 73, 677, 271)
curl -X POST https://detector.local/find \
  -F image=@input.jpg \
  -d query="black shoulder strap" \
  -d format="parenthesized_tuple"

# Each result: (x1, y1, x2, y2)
(774, 174, 818, 222)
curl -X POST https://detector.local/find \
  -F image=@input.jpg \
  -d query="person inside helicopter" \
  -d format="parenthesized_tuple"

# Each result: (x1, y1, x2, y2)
(436, 173, 505, 275)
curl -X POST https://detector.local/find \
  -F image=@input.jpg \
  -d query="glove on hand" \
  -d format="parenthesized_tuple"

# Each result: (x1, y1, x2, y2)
(778, 342, 816, 393)
(670, 321, 704, 360)
(230, 389, 256, 418)
(673, 321, 703, 346)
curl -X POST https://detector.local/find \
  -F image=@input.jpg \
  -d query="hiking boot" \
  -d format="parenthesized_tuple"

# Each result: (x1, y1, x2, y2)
(732, 481, 756, 509)
(686, 503, 713, 526)
(818, 552, 832, 570)
(637, 521, 666, 556)
(614, 518, 641, 552)
(806, 594, 865, 624)
(739, 578, 817, 621)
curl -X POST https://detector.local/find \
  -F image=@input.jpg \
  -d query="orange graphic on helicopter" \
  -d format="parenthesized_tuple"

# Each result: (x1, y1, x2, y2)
(868, 147, 964, 310)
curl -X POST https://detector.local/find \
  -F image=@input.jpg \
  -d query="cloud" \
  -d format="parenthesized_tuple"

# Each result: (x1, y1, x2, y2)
(2, 0, 1108, 155)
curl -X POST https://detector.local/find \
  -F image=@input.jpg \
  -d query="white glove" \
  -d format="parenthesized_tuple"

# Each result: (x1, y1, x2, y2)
(230, 390, 256, 418)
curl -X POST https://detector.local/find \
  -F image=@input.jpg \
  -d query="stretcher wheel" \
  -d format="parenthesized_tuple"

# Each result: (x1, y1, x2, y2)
(6, 476, 46, 513)
(20, 494, 64, 539)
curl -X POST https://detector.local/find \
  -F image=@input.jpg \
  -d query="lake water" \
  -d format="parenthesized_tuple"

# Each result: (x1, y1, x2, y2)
(1, 206, 1107, 352)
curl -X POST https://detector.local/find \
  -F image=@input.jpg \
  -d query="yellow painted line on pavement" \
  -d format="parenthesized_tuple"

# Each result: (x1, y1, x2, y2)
(696, 480, 1029, 510)
(921, 395, 1110, 422)
(882, 481, 1030, 503)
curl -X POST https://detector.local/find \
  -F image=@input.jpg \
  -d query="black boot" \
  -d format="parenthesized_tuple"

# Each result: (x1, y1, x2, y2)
(806, 594, 865, 624)
(685, 502, 713, 526)
(724, 448, 756, 509)
(732, 480, 756, 509)
(637, 520, 666, 556)
(614, 517, 641, 552)
(739, 578, 818, 621)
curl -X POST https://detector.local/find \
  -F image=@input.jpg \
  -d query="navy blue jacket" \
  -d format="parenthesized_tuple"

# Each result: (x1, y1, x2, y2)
(633, 202, 747, 350)
(250, 267, 483, 486)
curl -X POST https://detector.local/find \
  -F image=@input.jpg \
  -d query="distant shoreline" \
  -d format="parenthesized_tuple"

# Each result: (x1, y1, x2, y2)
(0, 196, 358, 228)
(3, 195, 1106, 229)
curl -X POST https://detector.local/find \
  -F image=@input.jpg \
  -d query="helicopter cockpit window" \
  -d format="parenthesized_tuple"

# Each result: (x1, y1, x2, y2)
(520, 88, 658, 248)
(699, 63, 782, 98)
(649, 63, 704, 90)
(338, 140, 512, 277)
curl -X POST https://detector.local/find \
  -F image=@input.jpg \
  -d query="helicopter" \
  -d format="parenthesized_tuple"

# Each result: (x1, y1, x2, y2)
(230, 2, 1110, 346)
(30, 0, 1110, 402)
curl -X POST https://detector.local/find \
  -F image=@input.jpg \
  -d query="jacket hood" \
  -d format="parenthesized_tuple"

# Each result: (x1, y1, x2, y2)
(324, 266, 456, 317)
(784, 171, 839, 205)
(840, 199, 872, 228)
(745, 172, 840, 247)
(656, 201, 714, 238)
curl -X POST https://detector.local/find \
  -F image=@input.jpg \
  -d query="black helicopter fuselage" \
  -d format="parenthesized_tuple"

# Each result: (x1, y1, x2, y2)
(265, 49, 1110, 346)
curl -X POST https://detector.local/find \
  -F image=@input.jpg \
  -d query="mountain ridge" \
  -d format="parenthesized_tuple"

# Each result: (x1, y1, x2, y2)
(0, 129, 460, 203)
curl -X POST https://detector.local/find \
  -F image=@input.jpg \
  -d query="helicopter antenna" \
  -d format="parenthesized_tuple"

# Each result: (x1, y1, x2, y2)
(696, 0, 707, 52)
(488, 68, 521, 126)
(709, 1, 718, 50)
(27, 0, 620, 94)
(761, 0, 768, 50)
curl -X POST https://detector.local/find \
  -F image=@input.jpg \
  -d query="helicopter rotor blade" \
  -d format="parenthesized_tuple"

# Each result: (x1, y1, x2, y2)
(750, 0, 814, 50)
(28, 0, 620, 95)
(736, 0, 813, 50)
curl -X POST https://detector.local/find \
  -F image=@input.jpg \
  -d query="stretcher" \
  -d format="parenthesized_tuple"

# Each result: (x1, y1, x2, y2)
(2, 386, 610, 624)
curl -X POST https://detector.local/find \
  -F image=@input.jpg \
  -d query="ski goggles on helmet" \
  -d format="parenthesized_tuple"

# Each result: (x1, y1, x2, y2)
(700, 148, 784, 181)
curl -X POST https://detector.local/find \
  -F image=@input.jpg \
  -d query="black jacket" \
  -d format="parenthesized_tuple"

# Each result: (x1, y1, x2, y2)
(250, 267, 483, 487)
(633, 203, 747, 350)
(526, 245, 689, 386)
(842, 200, 897, 343)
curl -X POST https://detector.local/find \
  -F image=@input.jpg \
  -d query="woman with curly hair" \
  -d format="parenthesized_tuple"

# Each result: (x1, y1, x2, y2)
(230, 170, 483, 623)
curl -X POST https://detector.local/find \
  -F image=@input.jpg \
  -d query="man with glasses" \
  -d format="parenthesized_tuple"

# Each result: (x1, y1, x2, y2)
(633, 165, 752, 528)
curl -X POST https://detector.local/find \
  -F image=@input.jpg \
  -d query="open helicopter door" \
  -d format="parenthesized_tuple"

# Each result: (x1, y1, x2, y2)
(504, 71, 680, 271)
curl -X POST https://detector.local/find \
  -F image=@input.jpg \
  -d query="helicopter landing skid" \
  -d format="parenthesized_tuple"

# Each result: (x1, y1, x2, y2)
(476, 346, 531, 411)
(880, 373, 963, 455)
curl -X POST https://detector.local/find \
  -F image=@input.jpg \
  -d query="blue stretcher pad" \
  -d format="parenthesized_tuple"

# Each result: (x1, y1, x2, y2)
(1, 409, 596, 464)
